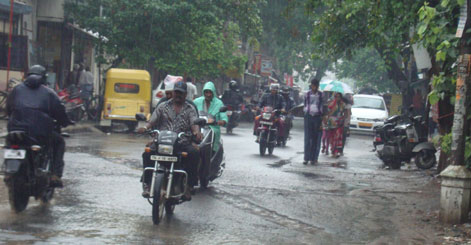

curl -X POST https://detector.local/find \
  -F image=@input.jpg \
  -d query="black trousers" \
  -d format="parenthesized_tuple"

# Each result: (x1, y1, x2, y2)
(142, 144, 199, 187)
(52, 132, 65, 177)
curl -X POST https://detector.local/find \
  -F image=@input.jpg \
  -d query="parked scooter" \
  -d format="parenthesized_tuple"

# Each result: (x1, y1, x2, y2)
(136, 113, 206, 225)
(197, 107, 227, 188)
(225, 105, 240, 134)
(256, 106, 280, 156)
(58, 86, 87, 122)
(373, 114, 436, 170)
(1, 125, 70, 212)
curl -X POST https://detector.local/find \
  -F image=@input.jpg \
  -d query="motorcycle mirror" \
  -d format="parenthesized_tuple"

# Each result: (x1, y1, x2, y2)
(219, 106, 228, 113)
(135, 113, 147, 121)
(193, 118, 207, 126)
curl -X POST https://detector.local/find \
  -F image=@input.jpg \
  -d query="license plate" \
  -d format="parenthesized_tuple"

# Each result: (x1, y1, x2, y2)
(226, 111, 233, 116)
(359, 122, 373, 128)
(150, 155, 178, 162)
(376, 144, 384, 151)
(260, 121, 273, 126)
(4, 149, 26, 159)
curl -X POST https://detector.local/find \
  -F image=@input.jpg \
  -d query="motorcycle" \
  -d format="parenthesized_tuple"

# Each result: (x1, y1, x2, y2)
(256, 106, 280, 156)
(373, 114, 437, 170)
(197, 107, 227, 188)
(240, 103, 256, 123)
(1, 126, 69, 212)
(58, 86, 87, 122)
(136, 113, 206, 225)
(277, 111, 292, 147)
(225, 105, 240, 134)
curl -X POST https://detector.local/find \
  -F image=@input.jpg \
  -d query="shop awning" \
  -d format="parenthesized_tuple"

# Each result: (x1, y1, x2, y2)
(0, 0, 32, 14)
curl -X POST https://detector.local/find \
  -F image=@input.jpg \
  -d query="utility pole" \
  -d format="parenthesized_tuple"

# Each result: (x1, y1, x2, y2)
(440, 0, 471, 224)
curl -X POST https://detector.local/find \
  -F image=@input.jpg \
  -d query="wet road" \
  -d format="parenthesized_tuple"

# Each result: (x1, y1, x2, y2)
(0, 119, 442, 244)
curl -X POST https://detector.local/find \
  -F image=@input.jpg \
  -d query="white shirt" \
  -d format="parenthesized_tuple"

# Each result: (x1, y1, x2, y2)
(186, 82, 197, 100)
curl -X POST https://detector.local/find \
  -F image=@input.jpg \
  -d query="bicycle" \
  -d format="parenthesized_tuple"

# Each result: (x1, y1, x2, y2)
(0, 78, 21, 119)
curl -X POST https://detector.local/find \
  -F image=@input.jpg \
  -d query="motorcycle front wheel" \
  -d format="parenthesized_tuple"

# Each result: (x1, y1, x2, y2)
(268, 144, 275, 155)
(152, 173, 166, 225)
(6, 174, 30, 213)
(415, 150, 437, 170)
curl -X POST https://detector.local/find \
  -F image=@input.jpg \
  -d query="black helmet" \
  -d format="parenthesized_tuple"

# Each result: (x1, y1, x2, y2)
(27, 65, 48, 85)
(28, 65, 47, 77)
(229, 80, 238, 90)
(281, 87, 290, 94)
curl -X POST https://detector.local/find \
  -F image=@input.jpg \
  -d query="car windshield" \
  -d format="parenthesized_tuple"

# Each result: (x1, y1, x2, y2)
(352, 97, 385, 110)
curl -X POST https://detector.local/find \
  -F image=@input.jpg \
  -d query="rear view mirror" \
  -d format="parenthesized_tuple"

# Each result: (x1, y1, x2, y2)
(219, 106, 228, 113)
(135, 113, 147, 121)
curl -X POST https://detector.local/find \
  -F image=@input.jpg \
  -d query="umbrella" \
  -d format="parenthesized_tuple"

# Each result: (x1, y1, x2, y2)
(320, 80, 353, 94)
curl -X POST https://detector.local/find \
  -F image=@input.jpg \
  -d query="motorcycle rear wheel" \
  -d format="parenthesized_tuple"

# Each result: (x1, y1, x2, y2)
(415, 150, 437, 170)
(152, 173, 166, 225)
(389, 159, 401, 170)
(40, 187, 55, 205)
(7, 174, 30, 213)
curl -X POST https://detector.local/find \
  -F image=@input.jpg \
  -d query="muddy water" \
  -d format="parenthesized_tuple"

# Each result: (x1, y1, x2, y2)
(0, 120, 442, 244)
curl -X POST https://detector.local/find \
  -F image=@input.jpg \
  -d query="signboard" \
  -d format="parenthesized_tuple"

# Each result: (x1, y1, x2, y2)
(456, 2, 468, 38)
(284, 73, 293, 87)
(252, 54, 261, 74)
(260, 59, 272, 76)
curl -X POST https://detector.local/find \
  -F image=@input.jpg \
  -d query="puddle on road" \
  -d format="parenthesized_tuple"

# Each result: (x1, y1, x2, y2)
(328, 161, 347, 169)
(284, 170, 333, 180)
(268, 159, 291, 168)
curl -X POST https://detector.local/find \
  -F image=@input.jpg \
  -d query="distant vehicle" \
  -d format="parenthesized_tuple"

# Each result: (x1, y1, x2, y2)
(152, 81, 166, 110)
(350, 94, 389, 132)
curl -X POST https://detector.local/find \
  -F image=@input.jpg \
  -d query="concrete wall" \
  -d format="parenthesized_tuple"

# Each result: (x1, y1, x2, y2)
(0, 70, 24, 90)
(36, 0, 65, 22)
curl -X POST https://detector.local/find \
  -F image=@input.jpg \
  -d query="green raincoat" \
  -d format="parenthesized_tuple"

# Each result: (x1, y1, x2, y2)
(193, 82, 228, 152)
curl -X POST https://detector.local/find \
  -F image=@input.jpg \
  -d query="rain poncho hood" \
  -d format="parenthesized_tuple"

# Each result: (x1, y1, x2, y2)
(194, 81, 228, 152)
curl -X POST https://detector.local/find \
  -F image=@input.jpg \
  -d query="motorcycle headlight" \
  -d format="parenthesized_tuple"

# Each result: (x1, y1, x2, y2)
(262, 113, 271, 120)
(158, 145, 173, 155)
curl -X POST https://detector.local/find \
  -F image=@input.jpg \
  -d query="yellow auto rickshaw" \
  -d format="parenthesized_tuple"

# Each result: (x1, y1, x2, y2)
(100, 68, 151, 132)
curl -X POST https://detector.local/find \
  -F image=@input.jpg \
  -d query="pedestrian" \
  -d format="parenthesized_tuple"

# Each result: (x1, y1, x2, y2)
(303, 78, 323, 165)
(339, 94, 353, 155)
(186, 77, 198, 101)
(325, 93, 345, 158)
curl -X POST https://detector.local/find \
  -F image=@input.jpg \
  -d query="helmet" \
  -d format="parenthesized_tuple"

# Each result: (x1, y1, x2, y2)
(281, 87, 290, 94)
(27, 65, 48, 84)
(28, 65, 47, 77)
(269, 83, 280, 91)
(229, 80, 238, 90)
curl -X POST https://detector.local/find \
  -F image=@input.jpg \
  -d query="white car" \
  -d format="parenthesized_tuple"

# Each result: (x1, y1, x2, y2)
(349, 94, 389, 132)
(152, 81, 166, 110)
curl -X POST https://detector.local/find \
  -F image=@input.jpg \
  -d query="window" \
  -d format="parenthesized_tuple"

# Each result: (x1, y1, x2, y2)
(352, 97, 385, 110)
(0, 33, 27, 70)
(114, 83, 140, 93)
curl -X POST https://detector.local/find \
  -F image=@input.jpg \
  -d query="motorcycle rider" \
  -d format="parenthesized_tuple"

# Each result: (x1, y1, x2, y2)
(281, 87, 295, 141)
(193, 81, 228, 153)
(138, 81, 202, 200)
(6, 65, 73, 187)
(155, 80, 198, 113)
(221, 80, 244, 110)
(253, 83, 286, 142)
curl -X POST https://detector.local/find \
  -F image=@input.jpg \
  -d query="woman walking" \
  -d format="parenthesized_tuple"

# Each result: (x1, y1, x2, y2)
(325, 93, 345, 158)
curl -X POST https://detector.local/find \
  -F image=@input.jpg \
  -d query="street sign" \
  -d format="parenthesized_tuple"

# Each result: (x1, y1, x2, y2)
(260, 59, 272, 76)
(456, 2, 468, 38)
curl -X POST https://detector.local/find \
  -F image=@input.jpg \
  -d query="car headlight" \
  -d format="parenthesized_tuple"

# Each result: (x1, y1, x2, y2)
(158, 145, 173, 155)
(351, 116, 357, 121)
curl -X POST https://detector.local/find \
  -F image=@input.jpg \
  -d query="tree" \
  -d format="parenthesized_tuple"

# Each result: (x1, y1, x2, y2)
(334, 48, 399, 93)
(259, 0, 330, 82)
(64, 0, 262, 80)
(305, 0, 426, 109)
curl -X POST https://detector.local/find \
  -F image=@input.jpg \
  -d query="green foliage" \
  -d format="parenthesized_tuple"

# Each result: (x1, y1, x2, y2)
(334, 48, 399, 93)
(65, 0, 263, 79)
(440, 133, 471, 167)
(305, 0, 426, 92)
(259, 0, 329, 80)
(417, 0, 462, 105)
